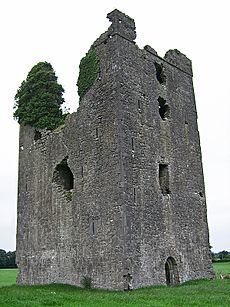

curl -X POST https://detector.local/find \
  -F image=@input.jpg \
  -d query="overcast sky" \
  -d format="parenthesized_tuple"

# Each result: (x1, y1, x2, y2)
(0, 0, 229, 253)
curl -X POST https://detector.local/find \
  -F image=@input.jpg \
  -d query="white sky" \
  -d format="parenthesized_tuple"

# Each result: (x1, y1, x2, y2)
(0, 0, 229, 253)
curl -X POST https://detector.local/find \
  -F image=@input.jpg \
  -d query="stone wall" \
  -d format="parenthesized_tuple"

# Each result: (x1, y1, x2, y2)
(16, 9, 214, 290)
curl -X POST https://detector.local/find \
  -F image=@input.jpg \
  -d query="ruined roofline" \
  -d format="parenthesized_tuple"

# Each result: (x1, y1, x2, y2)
(144, 45, 193, 76)
(94, 9, 193, 76)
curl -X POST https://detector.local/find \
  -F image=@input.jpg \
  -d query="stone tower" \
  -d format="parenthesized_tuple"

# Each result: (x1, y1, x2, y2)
(16, 9, 214, 290)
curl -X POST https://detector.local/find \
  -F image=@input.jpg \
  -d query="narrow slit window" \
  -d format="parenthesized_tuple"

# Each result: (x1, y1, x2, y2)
(159, 164, 170, 195)
(96, 128, 99, 139)
(89, 218, 96, 235)
(185, 122, 189, 144)
(133, 187, 136, 202)
(81, 166, 84, 178)
(92, 221, 95, 235)
(158, 97, 170, 120)
(138, 100, 141, 111)
(154, 62, 166, 84)
(131, 138, 134, 151)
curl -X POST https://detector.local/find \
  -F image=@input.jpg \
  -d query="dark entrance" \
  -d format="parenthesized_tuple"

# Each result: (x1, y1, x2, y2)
(165, 257, 179, 286)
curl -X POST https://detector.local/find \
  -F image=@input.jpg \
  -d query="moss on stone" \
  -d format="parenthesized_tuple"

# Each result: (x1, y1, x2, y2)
(77, 47, 100, 100)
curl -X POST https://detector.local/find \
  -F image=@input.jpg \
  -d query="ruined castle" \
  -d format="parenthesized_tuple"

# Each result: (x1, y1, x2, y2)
(16, 9, 214, 290)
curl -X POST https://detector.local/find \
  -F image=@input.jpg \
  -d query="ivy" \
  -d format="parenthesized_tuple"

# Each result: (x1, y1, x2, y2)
(13, 62, 67, 130)
(77, 47, 100, 100)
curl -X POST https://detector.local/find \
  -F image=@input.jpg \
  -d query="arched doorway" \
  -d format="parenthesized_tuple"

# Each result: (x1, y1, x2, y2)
(165, 257, 179, 286)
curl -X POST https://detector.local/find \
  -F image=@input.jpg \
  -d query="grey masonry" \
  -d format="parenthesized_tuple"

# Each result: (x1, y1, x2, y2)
(16, 9, 214, 290)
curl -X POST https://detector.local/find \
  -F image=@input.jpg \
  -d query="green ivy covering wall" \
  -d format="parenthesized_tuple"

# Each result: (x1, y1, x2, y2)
(77, 47, 100, 100)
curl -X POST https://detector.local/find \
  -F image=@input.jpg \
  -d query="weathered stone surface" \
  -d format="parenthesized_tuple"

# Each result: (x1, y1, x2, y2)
(16, 9, 214, 290)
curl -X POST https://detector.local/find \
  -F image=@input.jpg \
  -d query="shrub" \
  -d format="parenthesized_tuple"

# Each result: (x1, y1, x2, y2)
(14, 62, 67, 130)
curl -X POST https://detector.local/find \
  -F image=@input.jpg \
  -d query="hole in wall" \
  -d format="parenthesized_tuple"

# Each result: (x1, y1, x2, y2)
(158, 97, 170, 120)
(34, 130, 42, 141)
(52, 157, 74, 191)
(154, 62, 166, 84)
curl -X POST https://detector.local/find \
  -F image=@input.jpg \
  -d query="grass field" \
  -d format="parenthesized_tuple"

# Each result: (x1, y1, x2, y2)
(0, 263, 229, 307)
(213, 261, 230, 275)
(0, 269, 18, 287)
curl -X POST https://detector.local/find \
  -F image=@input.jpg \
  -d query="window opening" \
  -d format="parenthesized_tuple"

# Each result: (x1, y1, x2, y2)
(95, 128, 99, 139)
(199, 192, 204, 197)
(138, 100, 141, 111)
(52, 157, 74, 191)
(154, 62, 166, 84)
(159, 164, 170, 195)
(158, 97, 170, 120)
(92, 221, 95, 235)
(185, 122, 189, 144)
(89, 218, 96, 235)
(131, 138, 134, 151)
(34, 130, 41, 141)
(133, 188, 136, 202)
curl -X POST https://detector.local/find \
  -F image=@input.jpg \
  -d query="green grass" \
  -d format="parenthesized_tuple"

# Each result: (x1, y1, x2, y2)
(213, 261, 230, 275)
(0, 264, 229, 306)
(0, 269, 18, 287)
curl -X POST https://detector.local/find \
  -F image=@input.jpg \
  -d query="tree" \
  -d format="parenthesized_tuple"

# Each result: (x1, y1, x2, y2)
(218, 250, 230, 260)
(14, 62, 67, 130)
(6, 251, 17, 268)
(0, 249, 8, 268)
(0, 250, 17, 268)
